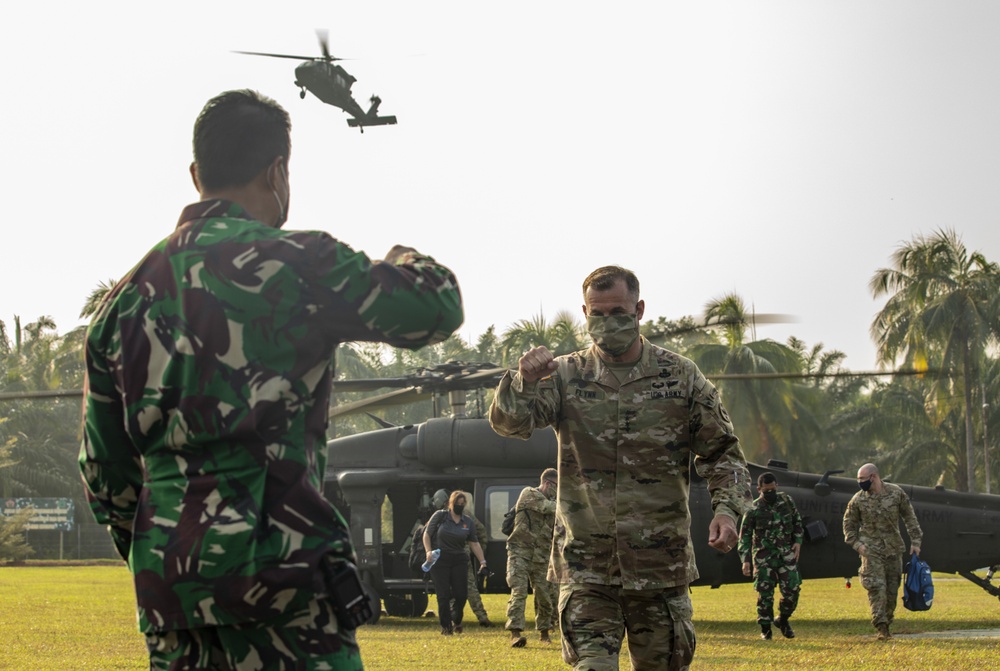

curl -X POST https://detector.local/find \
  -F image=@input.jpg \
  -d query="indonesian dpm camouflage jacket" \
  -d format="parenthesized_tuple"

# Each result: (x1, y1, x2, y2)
(507, 486, 556, 564)
(489, 338, 751, 590)
(737, 491, 804, 569)
(79, 199, 463, 632)
(843, 482, 923, 559)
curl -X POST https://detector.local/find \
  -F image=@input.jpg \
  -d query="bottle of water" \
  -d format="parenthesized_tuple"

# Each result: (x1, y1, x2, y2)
(421, 548, 441, 572)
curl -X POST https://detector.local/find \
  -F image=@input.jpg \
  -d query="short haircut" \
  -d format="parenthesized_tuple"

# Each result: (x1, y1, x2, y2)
(448, 490, 467, 510)
(540, 468, 558, 486)
(583, 266, 640, 302)
(193, 89, 291, 191)
(758, 472, 777, 488)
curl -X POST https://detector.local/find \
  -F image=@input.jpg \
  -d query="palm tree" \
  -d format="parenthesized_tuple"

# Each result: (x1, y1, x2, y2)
(686, 294, 804, 463)
(869, 228, 1000, 491)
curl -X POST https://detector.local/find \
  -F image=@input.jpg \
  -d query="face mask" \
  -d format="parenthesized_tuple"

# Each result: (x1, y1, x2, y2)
(453, 504, 465, 515)
(762, 490, 778, 504)
(587, 313, 639, 357)
(270, 163, 289, 228)
(859, 479, 873, 492)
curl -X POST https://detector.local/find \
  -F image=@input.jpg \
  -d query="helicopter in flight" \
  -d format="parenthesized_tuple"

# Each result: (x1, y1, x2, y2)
(325, 362, 1000, 624)
(235, 31, 397, 132)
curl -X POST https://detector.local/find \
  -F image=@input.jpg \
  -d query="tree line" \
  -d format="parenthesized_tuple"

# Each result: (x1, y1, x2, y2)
(1, 229, 998, 559)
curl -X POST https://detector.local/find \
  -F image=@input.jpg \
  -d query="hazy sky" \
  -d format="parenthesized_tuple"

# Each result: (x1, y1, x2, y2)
(4, 1, 999, 371)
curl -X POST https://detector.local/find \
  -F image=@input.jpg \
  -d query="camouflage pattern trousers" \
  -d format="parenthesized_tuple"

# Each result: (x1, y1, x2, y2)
(506, 554, 557, 632)
(145, 597, 363, 670)
(558, 583, 694, 671)
(753, 562, 801, 625)
(858, 552, 902, 628)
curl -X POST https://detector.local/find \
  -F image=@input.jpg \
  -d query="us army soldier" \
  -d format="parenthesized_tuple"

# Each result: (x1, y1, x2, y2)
(843, 463, 923, 641)
(459, 492, 494, 627)
(489, 266, 751, 671)
(738, 472, 803, 640)
(506, 468, 558, 648)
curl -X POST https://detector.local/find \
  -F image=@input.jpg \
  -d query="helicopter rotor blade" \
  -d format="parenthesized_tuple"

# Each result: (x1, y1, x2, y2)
(317, 29, 332, 60)
(232, 50, 319, 61)
(328, 387, 431, 420)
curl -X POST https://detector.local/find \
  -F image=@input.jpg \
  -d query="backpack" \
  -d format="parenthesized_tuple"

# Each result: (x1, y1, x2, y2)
(408, 510, 445, 575)
(407, 524, 427, 574)
(902, 553, 934, 611)
(500, 506, 518, 536)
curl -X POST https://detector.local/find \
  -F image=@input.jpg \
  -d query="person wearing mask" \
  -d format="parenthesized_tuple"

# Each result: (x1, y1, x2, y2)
(843, 463, 923, 641)
(505, 468, 558, 648)
(489, 265, 750, 671)
(738, 472, 803, 640)
(423, 491, 487, 635)
(79, 89, 464, 670)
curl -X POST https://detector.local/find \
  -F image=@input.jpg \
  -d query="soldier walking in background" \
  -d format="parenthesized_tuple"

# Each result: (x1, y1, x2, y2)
(843, 462, 924, 641)
(738, 472, 803, 640)
(459, 492, 494, 628)
(505, 469, 558, 648)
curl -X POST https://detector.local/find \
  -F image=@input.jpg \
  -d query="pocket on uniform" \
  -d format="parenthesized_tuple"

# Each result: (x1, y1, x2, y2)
(558, 585, 579, 665)
(664, 591, 696, 671)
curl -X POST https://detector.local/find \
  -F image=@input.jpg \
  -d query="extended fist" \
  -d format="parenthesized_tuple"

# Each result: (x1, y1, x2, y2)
(518, 346, 558, 382)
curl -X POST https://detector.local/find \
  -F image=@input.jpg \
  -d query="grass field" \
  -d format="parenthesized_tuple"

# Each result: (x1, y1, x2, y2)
(1, 565, 998, 670)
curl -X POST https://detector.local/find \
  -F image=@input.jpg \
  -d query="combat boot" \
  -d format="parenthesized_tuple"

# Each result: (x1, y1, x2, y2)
(774, 617, 795, 639)
(510, 629, 527, 648)
(760, 624, 773, 640)
(478, 618, 493, 628)
(876, 624, 891, 641)
(539, 629, 553, 644)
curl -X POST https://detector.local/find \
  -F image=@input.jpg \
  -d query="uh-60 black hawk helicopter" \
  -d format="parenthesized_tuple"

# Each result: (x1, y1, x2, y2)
(235, 31, 397, 132)
(324, 362, 1000, 624)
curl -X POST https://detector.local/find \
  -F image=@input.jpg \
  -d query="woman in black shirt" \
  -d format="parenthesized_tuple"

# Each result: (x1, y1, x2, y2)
(423, 490, 488, 634)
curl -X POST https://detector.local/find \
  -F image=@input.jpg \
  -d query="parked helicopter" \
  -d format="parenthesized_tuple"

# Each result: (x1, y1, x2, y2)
(235, 31, 397, 132)
(325, 363, 1000, 623)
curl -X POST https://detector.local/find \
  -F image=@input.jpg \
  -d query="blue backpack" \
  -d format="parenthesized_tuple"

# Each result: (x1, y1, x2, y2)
(902, 553, 933, 611)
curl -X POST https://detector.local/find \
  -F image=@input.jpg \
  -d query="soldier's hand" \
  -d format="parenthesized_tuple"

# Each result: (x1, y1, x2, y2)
(857, 543, 868, 557)
(708, 514, 738, 552)
(910, 545, 920, 556)
(518, 346, 558, 383)
(792, 543, 801, 561)
(382, 245, 419, 263)
(742, 561, 752, 577)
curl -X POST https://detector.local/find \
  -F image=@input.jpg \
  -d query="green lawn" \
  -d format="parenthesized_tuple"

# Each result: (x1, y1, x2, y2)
(1, 566, 998, 670)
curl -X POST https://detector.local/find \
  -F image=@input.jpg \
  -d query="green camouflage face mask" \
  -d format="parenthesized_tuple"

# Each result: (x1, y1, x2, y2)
(587, 313, 639, 357)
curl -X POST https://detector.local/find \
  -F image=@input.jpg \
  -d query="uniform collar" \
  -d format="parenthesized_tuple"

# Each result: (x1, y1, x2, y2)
(176, 199, 258, 230)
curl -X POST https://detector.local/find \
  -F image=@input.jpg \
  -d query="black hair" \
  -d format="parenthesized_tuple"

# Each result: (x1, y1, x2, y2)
(192, 89, 291, 191)
(582, 266, 640, 301)
(758, 471, 777, 488)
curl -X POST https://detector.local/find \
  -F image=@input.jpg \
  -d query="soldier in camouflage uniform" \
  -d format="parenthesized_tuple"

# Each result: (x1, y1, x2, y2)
(79, 90, 464, 670)
(458, 492, 493, 627)
(737, 472, 803, 640)
(506, 468, 558, 648)
(843, 463, 923, 641)
(489, 266, 751, 671)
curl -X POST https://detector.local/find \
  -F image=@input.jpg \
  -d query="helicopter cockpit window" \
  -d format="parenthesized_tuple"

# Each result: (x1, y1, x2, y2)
(485, 485, 525, 540)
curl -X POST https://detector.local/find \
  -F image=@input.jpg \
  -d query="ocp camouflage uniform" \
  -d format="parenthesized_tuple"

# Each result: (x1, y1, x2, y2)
(505, 485, 557, 632)
(738, 491, 803, 626)
(80, 199, 463, 669)
(490, 338, 751, 671)
(463, 516, 490, 625)
(843, 482, 922, 629)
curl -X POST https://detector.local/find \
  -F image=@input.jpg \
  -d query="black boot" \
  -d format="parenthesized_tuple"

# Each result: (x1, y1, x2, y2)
(760, 624, 772, 640)
(774, 617, 795, 639)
